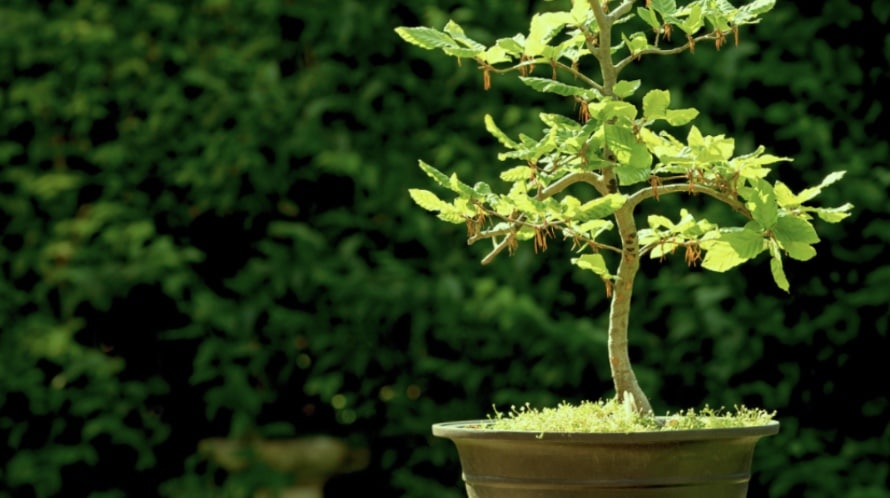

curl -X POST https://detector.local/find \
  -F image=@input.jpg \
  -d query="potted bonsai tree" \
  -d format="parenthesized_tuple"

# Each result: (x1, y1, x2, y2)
(396, 1, 852, 496)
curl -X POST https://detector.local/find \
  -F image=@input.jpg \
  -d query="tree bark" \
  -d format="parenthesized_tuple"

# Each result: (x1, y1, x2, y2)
(608, 201, 653, 414)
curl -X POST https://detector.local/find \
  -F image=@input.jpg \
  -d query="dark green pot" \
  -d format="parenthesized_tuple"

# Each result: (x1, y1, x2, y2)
(433, 419, 779, 498)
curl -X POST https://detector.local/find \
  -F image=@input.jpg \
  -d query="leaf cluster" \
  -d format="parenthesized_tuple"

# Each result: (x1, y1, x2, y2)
(397, 0, 851, 292)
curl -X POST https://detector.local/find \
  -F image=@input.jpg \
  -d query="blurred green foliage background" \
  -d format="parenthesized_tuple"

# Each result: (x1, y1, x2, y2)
(0, 0, 887, 497)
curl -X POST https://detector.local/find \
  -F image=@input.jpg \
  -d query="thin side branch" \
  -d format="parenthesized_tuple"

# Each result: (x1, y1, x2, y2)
(614, 30, 731, 73)
(480, 58, 605, 95)
(626, 182, 751, 218)
(608, 0, 636, 21)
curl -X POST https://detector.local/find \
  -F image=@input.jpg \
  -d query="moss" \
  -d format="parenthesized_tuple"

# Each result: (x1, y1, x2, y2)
(487, 398, 776, 433)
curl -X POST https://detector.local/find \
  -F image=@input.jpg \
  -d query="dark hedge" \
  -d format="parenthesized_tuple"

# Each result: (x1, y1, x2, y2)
(0, 1, 887, 497)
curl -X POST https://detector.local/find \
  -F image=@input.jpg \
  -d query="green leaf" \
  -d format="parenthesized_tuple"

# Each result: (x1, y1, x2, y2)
(740, 178, 778, 229)
(572, 253, 611, 277)
(526, 11, 574, 56)
(784, 241, 817, 261)
(768, 240, 790, 292)
(701, 239, 748, 272)
(571, 0, 590, 23)
(613, 80, 641, 99)
(394, 26, 456, 50)
(418, 160, 451, 189)
(576, 194, 627, 221)
(605, 125, 652, 185)
(621, 32, 649, 55)
(677, 3, 704, 34)
(519, 77, 600, 99)
(773, 215, 820, 245)
(485, 114, 518, 149)
(500, 166, 532, 182)
(443, 20, 486, 51)
(809, 203, 854, 223)
(651, 0, 678, 16)
(409, 189, 449, 212)
(796, 170, 846, 203)
(720, 228, 767, 259)
(665, 108, 699, 126)
(643, 89, 670, 120)
(637, 7, 662, 31)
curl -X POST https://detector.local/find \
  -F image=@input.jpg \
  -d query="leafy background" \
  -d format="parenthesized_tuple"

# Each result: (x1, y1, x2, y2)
(0, 0, 886, 497)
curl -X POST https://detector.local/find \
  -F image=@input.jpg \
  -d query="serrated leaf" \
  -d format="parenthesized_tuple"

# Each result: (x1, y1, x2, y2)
(665, 108, 699, 126)
(773, 215, 820, 245)
(643, 89, 670, 120)
(651, 0, 678, 16)
(500, 165, 532, 182)
(526, 11, 574, 56)
(444, 20, 486, 51)
(741, 178, 778, 229)
(797, 170, 846, 203)
(810, 203, 853, 223)
(449, 172, 476, 197)
(784, 241, 817, 261)
(418, 160, 451, 189)
(701, 239, 748, 272)
(677, 3, 704, 34)
(496, 35, 525, 55)
(571, 0, 590, 23)
(768, 240, 790, 292)
(409, 188, 450, 212)
(613, 80, 641, 99)
(572, 253, 611, 276)
(720, 228, 767, 259)
(485, 114, 518, 149)
(638, 7, 662, 31)
(621, 32, 649, 55)
(394, 26, 456, 50)
(773, 180, 797, 207)
(519, 77, 599, 99)
(647, 214, 674, 230)
(576, 194, 627, 221)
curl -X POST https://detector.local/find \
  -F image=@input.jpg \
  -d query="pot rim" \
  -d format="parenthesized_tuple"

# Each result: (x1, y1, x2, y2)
(432, 419, 780, 442)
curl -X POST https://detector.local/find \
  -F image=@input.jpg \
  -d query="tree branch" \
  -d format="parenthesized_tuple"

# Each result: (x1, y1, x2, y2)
(541, 171, 607, 198)
(614, 30, 729, 74)
(626, 182, 752, 218)
(608, 0, 636, 21)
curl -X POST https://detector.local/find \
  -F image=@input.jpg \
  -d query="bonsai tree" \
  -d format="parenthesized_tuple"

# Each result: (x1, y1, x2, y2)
(396, 0, 851, 415)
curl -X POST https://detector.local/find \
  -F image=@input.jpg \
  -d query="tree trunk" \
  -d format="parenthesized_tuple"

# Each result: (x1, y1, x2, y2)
(608, 203, 653, 414)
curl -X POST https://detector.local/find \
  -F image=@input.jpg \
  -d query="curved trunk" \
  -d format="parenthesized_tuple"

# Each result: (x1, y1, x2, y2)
(608, 204, 653, 414)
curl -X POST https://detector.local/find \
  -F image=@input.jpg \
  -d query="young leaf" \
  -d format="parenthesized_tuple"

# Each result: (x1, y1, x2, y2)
(720, 228, 767, 259)
(613, 80, 641, 99)
(444, 20, 486, 51)
(500, 166, 532, 182)
(643, 89, 670, 120)
(773, 215, 820, 245)
(394, 27, 457, 50)
(409, 189, 450, 213)
(796, 170, 846, 203)
(783, 241, 817, 262)
(768, 239, 790, 292)
(637, 7, 662, 32)
(526, 11, 574, 56)
(485, 114, 518, 149)
(418, 160, 451, 189)
(519, 77, 600, 100)
(808, 203, 853, 223)
(740, 178, 778, 229)
(665, 108, 699, 126)
(576, 194, 627, 221)
(650, 0, 678, 16)
(700, 239, 749, 272)
(572, 253, 611, 277)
